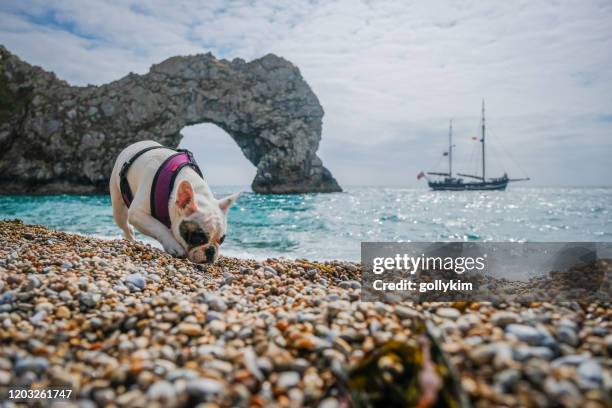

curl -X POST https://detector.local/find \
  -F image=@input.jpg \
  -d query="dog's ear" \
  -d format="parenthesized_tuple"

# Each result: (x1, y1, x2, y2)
(218, 191, 242, 214)
(176, 180, 197, 214)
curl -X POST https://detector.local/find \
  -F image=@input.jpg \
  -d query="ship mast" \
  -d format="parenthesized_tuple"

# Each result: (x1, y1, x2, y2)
(481, 99, 486, 181)
(448, 119, 453, 177)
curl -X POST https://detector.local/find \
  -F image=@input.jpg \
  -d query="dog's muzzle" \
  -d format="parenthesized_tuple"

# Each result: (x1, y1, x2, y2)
(188, 245, 217, 264)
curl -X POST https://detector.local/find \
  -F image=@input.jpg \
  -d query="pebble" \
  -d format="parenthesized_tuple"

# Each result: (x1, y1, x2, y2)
(338, 280, 361, 290)
(186, 378, 225, 397)
(208, 320, 226, 335)
(56, 306, 71, 319)
(116, 389, 144, 405)
(505, 324, 545, 345)
(0, 370, 11, 385)
(89, 317, 103, 329)
(146, 380, 176, 404)
(0, 291, 15, 304)
(277, 371, 301, 390)
(14, 356, 49, 374)
(395, 305, 419, 319)
(491, 311, 520, 327)
(178, 322, 202, 336)
(200, 293, 227, 312)
(544, 377, 581, 404)
(436, 307, 461, 320)
(551, 354, 591, 367)
(469, 343, 510, 365)
(125, 273, 146, 291)
(577, 360, 603, 389)
(243, 347, 264, 381)
(318, 397, 339, 408)
(557, 325, 579, 347)
(264, 266, 278, 277)
(26, 275, 42, 289)
(79, 292, 100, 308)
(495, 368, 520, 391)
(514, 346, 554, 361)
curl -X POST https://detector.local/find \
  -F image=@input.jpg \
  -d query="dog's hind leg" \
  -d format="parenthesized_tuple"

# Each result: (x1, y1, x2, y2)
(110, 176, 135, 241)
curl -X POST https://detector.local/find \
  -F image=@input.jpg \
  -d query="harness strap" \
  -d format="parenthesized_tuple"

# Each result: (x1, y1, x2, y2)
(150, 150, 204, 228)
(119, 145, 204, 229)
(119, 145, 168, 208)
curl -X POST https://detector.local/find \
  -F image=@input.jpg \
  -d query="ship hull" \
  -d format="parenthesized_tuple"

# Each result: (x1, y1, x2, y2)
(428, 179, 508, 191)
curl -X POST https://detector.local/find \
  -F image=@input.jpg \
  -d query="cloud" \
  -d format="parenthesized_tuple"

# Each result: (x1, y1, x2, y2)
(1, 0, 611, 186)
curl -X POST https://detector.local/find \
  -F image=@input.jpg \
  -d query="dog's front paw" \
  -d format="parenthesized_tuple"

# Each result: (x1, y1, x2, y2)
(163, 241, 186, 258)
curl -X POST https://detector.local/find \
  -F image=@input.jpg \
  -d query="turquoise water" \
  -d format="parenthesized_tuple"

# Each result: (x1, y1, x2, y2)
(1, 187, 611, 260)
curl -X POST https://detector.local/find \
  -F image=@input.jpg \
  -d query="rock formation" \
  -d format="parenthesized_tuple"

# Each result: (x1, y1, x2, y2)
(0, 45, 341, 194)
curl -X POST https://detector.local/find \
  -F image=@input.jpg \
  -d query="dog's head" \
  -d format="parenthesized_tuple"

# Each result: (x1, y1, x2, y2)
(172, 180, 240, 264)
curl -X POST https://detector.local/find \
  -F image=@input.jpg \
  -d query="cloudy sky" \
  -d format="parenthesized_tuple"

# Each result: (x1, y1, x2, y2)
(1, 0, 611, 187)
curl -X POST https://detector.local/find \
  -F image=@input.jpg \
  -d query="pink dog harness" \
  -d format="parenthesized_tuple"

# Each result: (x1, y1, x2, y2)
(119, 146, 204, 229)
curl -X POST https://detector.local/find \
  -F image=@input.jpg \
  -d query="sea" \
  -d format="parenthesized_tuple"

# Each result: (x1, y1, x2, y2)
(1, 186, 611, 261)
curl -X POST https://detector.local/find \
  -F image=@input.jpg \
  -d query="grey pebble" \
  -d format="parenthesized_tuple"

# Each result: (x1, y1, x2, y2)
(0, 291, 15, 304)
(338, 280, 361, 290)
(200, 293, 227, 312)
(186, 378, 225, 397)
(264, 266, 278, 277)
(14, 356, 49, 374)
(0, 370, 10, 385)
(577, 360, 603, 389)
(318, 397, 339, 408)
(506, 324, 545, 345)
(513, 346, 554, 361)
(551, 354, 591, 367)
(125, 273, 146, 291)
(26, 276, 42, 289)
(276, 371, 300, 390)
(206, 310, 223, 322)
(197, 345, 225, 357)
(544, 377, 581, 404)
(147, 380, 176, 403)
(148, 274, 161, 283)
(243, 347, 263, 381)
(436, 307, 461, 320)
(79, 292, 100, 308)
(167, 369, 199, 382)
(89, 317, 103, 329)
(495, 368, 520, 391)
(556, 325, 579, 347)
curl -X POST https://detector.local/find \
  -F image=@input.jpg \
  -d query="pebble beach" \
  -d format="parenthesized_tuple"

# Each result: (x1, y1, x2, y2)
(0, 219, 610, 407)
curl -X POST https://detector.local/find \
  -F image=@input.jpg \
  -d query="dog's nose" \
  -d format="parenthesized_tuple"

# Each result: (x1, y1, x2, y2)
(205, 246, 216, 263)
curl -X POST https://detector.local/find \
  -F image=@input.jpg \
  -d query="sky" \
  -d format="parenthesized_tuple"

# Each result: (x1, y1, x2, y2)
(1, 0, 611, 187)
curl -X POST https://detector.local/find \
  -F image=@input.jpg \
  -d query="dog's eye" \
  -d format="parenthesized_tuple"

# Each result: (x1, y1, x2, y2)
(187, 230, 208, 246)
(219, 235, 226, 244)
(180, 221, 209, 247)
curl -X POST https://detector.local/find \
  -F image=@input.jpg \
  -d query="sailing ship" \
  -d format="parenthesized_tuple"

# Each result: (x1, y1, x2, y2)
(418, 101, 529, 191)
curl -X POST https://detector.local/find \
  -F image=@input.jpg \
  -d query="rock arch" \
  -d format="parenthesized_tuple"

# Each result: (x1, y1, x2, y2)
(179, 123, 257, 184)
(0, 45, 341, 194)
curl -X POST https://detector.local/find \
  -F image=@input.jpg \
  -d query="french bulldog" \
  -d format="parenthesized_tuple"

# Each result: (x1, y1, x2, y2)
(109, 140, 240, 263)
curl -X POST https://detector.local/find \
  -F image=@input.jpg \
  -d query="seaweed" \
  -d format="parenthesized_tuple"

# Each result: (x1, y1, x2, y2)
(343, 320, 471, 408)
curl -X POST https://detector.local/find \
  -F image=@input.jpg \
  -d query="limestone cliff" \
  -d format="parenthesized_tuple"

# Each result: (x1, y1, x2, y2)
(0, 45, 341, 194)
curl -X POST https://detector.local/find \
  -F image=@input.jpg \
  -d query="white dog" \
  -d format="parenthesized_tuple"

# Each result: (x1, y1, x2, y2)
(109, 140, 240, 263)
